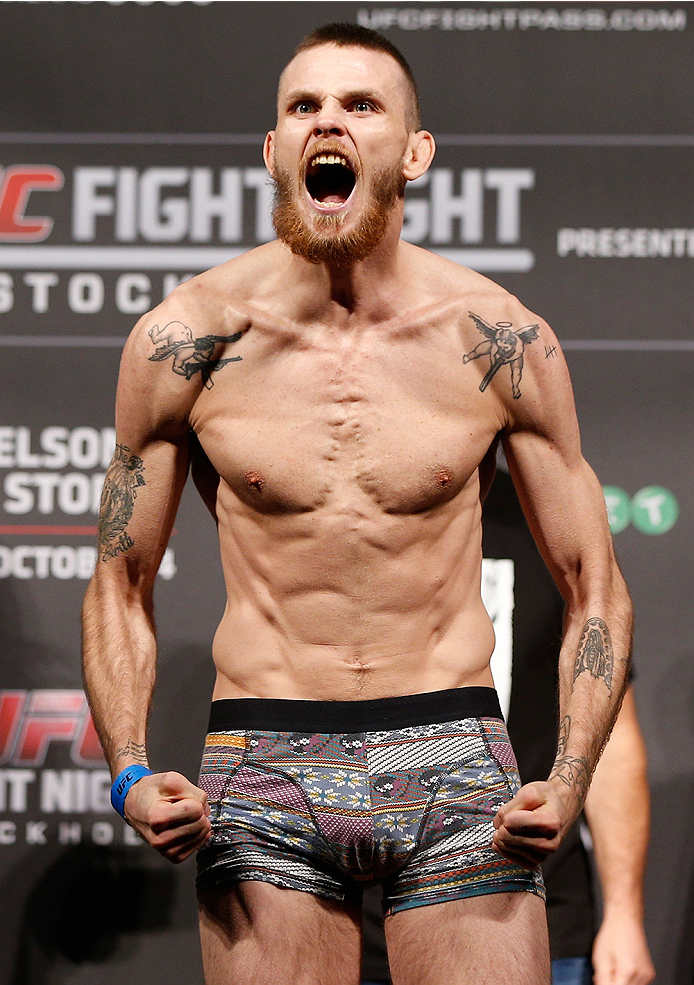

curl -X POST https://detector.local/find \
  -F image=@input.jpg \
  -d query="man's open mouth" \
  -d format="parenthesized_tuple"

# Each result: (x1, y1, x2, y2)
(305, 154, 357, 209)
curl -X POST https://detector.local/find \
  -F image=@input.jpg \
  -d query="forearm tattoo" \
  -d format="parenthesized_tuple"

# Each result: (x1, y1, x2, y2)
(114, 739, 149, 766)
(573, 617, 614, 693)
(550, 714, 590, 804)
(148, 320, 243, 388)
(98, 444, 146, 561)
(556, 715, 570, 756)
(550, 753, 591, 806)
(462, 311, 540, 399)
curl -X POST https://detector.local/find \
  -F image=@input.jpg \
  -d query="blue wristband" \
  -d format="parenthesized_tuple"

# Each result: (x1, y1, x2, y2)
(111, 765, 153, 818)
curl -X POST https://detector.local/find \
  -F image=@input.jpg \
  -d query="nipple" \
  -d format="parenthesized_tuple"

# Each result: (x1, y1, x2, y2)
(435, 469, 452, 488)
(244, 470, 265, 492)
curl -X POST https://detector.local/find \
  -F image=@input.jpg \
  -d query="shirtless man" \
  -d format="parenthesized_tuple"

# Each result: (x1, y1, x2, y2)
(81, 23, 632, 985)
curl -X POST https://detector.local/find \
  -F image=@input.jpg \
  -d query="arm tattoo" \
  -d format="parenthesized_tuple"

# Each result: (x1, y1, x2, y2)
(463, 311, 540, 399)
(98, 444, 146, 561)
(573, 617, 614, 693)
(114, 740, 149, 767)
(148, 320, 243, 388)
(550, 713, 591, 803)
(550, 754, 591, 806)
(556, 715, 571, 756)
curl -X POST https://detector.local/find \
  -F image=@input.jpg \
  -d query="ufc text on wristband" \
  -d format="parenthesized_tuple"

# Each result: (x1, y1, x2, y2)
(111, 764, 153, 818)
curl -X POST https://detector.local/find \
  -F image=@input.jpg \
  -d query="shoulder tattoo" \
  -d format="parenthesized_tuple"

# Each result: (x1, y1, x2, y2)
(98, 444, 146, 562)
(462, 311, 540, 399)
(148, 320, 243, 388)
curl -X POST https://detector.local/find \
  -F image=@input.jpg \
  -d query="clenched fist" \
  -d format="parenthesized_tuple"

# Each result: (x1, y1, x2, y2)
(123, 771, 212, 863)
(492, 781, 570, 869)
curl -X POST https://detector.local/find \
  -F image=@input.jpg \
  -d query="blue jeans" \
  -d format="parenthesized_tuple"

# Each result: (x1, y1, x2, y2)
(552, 956, 592, 985)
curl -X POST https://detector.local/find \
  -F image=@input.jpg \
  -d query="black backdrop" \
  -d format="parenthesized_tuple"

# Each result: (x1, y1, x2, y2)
(1, 3, 693, 982)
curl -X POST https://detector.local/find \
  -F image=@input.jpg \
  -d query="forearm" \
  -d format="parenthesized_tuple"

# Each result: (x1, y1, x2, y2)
(585, 689, 655, 984)
(82, 572, 157, 778)
(82, 566, 212, 863)
(584, 688, 649, 917)
(549, 565, 633, 820)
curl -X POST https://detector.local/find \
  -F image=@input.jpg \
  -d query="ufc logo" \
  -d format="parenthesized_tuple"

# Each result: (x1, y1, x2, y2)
(0, 165, 64, 241)
(0, 690, 104, 766)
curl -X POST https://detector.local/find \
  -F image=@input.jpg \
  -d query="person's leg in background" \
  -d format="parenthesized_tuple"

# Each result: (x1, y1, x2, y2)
(551, 956, 592, 985)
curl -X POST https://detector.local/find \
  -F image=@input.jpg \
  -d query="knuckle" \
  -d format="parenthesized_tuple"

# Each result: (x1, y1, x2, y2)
(167, 843, 189, 864)
(186, 800, 203, 819)
(147, 806, 169, 830)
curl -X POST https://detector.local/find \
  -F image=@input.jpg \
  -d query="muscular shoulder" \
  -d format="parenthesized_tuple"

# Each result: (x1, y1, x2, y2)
(146, 242, 284, 325)
(116, 249, 276, 440)
(404, 247, 573, 434)
(455, 289, 574, 446)
(400, 242, 516, 317)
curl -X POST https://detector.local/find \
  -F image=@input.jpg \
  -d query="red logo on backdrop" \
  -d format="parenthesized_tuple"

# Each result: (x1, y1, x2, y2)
(0, 690, 105, 766)
(0, 165, 64, 241)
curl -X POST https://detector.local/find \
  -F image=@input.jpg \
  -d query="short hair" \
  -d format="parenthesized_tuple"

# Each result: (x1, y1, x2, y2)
(291, 22, 421, 130)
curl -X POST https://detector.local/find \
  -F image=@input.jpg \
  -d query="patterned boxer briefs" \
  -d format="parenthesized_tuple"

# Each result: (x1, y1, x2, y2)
(196, 687, 544, 913)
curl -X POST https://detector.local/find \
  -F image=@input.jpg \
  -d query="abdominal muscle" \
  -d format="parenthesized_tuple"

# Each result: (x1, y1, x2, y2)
(208, 486, 498, 703)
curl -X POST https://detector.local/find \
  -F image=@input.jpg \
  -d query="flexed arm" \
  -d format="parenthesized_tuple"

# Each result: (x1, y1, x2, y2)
(490, 313, 632, 865)
(82, 302, 213, 862)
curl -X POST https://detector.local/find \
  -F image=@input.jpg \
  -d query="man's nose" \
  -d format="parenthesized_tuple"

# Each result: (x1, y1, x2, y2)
(313, 105, 345, 137)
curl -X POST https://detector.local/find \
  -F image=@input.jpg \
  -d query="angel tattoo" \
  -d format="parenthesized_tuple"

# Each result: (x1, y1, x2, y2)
(462, 312, 540, 399)
(148, 320, 243, 388)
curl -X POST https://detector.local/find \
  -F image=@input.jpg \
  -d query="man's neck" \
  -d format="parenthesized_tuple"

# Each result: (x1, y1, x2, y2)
(284, 215, 406, 326)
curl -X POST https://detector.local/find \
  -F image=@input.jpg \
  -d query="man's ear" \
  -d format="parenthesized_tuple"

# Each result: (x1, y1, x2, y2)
(402, 131, 436, 182)
(263, 131, 276, 175)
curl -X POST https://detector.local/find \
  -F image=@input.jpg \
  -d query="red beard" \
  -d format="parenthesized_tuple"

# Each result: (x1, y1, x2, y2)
(271, 164, 405, 265)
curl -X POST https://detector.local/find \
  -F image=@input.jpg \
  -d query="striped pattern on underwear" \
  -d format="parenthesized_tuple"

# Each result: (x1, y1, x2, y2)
(196, 712, 545, 911)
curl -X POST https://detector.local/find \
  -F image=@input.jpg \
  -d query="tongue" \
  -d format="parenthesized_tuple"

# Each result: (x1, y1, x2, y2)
(320, 193, 345, 204)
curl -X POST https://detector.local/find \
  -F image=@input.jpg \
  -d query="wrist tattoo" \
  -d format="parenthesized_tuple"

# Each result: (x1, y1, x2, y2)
(573, 617, 614, 693)
(550, 754, 591, 806)
(114, 740, 149, 766)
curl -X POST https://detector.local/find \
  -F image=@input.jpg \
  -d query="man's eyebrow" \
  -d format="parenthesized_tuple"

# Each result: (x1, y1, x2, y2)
(341, 89, 386, 106)
(282, 88, 322, 106)
(281, 87, 387, 108)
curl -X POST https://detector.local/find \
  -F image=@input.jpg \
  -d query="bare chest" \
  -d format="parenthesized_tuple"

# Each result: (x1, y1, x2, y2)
(189, 328, 501, 515)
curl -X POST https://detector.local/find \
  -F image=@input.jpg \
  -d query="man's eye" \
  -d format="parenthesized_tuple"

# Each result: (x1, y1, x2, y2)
(295, 102, 314, 115)
(354, 101, 373, 113)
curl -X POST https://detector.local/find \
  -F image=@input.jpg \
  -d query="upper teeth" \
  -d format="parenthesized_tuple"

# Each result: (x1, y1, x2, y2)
(311, 154, 348, 167)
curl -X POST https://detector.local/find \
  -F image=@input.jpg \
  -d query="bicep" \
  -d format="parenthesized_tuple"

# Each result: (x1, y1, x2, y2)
(500, 336, 614, 602)
(97, 434, 189, 588)
(96, 320, 193, 592)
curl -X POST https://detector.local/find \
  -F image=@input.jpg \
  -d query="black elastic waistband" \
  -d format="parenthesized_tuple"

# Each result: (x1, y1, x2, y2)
(208, 686, 502, 734)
